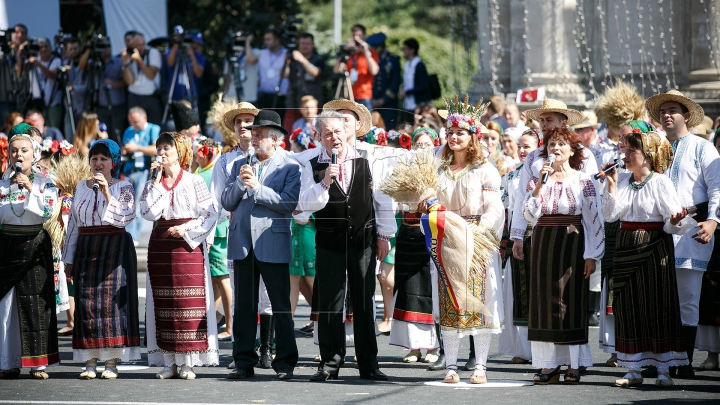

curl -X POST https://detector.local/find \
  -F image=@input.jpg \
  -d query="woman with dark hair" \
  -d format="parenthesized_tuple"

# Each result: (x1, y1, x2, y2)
(140, 132, 219, 380)
(62, 139, 139, 379)
(522, 126, 604, 384)
(602, 130, 693, 388)
(0, 134, 58, 379)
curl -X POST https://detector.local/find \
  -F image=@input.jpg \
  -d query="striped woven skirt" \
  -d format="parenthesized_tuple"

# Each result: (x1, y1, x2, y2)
(0, 225, 59, 367)
(147, 219, 209, 353)
(613, 222, 685, 355)
(392, 224, 434, 326)
(71, 226, 140, 351)
(510, 225, 532, 325)
(601, 220, 620, 315)
(528, 215, 589, 345)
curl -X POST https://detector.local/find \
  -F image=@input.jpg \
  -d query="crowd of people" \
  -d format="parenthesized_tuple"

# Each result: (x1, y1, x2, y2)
(0, 20, 718, 391)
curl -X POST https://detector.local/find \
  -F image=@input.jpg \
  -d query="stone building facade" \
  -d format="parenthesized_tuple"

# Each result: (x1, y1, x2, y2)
(469, 0, 720, 116)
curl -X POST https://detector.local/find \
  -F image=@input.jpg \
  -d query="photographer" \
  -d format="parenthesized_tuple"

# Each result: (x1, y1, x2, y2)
(282, 33, 324, 130)
(24, 38, 63, 128)
(93, 37, 127, 144)
(257, 29, 288, 114)
(332, 24, 379, 110)
(122, 32, 162, 125)
(166, 27, 205, 103)
(61, 37, 90, 140)
(368, 33, 401, 130)
(0, 24, 28, 119)
(222, 31, 258, 103)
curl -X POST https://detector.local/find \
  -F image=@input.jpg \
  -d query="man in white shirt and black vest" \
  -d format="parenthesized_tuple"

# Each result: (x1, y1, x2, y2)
(298, 110, 390, 382)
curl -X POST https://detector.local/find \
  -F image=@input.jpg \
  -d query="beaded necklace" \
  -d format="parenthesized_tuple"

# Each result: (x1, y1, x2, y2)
(629, 171, 654, 191)
(10, 171, 35, 217)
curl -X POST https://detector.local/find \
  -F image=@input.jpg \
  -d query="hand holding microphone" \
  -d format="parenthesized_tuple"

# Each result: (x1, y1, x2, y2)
(324, 148, 340, 186)
(150, 155, 163, 181)
(593, 159, 625, 181)
(541, 154, 556, 185)
(92, 170, 102, 191)
(12, 162, 25, 191)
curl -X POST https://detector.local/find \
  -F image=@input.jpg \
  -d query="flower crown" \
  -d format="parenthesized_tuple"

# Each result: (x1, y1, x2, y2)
(41, 138, 76, 155)
(360, 126, 388, 146)
(192, 136, 219, 160)
(387, 129, 412, 149)
(443, 94, 490, 136)
(290, 128, 316, 149)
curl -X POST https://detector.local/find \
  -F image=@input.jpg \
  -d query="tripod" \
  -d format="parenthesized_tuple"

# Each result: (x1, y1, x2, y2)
(221, 51, 245, 102)
(162, 48, 196, 123)
(335, 60, 354, 100)
(87, 53, 107, 113)
(59, 68, 76, 134)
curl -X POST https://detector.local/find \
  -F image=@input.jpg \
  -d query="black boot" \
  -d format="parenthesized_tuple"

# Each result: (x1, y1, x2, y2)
(462, 335, 476, 371)
(676, 325, 697, 379)
(588, 291, 600, 327)
(258, 315, 274, 369)
(428, 323, 445, 371)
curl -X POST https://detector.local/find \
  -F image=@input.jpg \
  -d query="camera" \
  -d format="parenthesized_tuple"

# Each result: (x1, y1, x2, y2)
(280, 16, 302, 52)
(0, 30, 10, 53)
(173, 25, 196, 48)
(224, 30, 247, 59)
(26, 37, 41, 57)
(336, 44, 355, 61)
(53, 28, 71, 51)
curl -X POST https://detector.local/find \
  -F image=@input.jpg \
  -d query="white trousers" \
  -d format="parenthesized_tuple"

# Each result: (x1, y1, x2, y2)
(675, 268, 703, 326)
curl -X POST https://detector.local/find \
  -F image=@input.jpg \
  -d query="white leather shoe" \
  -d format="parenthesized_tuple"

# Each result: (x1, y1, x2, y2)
(179, 365, 196, 380)
(156, 365, 178, 380)
(403, 350, 421, 363)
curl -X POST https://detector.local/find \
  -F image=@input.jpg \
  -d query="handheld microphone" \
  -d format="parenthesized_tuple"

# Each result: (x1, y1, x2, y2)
(13, 162, 24, 190)
(331, 148, 338, 178)
(541, 154, 556, 185)
(92, 170, 101, 191)
(592, 158, 626, 180)
(150, 156, 163, 181)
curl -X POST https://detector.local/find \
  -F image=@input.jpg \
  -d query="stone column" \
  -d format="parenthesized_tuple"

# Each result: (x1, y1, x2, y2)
(685, 0, 720, 104)
(467, 0, 495, 100)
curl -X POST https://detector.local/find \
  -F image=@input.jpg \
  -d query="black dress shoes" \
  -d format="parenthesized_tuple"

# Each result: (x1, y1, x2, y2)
(228, 367, 255, 379)
(675, 365, 695, 379)
(276, 370, 293, 380)
(310, 370, 338, 381)
(359, 369, 388, 381)
(462, 355, 476, 371)
(427, 354, 446, 371)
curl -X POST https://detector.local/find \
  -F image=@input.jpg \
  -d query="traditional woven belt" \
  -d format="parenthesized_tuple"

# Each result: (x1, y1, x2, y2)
(79, 225, 126, 236)
(536, 214, 582, 227)
(0, 224, 43, 236)
(462, 215, 483, 224)
(620, 221, 664, 231)
(156, 218, 192, 227)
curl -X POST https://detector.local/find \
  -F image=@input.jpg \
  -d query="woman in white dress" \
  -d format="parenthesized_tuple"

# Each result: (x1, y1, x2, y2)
(498, 128, 539, 364)
(522, 127, 604, 384)
(0, 134, 59, 379)
(140, 132, 219, 380)
(62, 139, 140, 379)
(435, 96, 504, 384)
(602, 130, 693, 388)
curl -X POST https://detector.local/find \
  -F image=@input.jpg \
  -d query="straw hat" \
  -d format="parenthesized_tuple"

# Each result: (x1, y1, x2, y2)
(524, 99, 583, 125)
(323, 99, 372, 136)
(645, 90, 704, 128)
(570, 110, 601, 130)
(223, 102, 260, 132)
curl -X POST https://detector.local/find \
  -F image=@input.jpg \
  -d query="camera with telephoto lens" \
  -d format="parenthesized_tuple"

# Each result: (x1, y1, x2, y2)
(26, 37, 41, 57)
(173, 25, 196, 48)
(335, 44, 355, 61)
(0, 30, 10, 54)
(224, 29, 248, 59)
(88, 32, 110, 59)
(280, 16, 302, 52)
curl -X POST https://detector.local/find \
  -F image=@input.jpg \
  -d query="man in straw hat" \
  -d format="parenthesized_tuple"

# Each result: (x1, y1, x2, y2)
(572, 110, 614, 168)
(223, 109, 300, 380)
(297, 109, 392, 382)
(644, 90, 720, 379)
(508, 99, 600, 377)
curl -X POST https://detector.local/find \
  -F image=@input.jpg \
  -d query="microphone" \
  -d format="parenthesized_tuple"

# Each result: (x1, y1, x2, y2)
(150, 156, 163, 181)
(13, 162, 24, 190)
(331, 148, 338, 178)
(592, 159, 626, 180)
(541, 154, 556, 185)
(92, 170, 101, 191)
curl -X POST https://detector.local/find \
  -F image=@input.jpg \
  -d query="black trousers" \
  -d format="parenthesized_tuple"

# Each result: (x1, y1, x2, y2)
(316, 245, 379, 374)
(256, 92, 286, 121)
(233, 250, 298, 372)
(97, 103, 128, 145)
(127, 93, 162, 126)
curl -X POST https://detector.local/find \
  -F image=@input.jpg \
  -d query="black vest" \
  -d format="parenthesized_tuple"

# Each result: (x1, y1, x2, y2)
(309, 154, 376, 252)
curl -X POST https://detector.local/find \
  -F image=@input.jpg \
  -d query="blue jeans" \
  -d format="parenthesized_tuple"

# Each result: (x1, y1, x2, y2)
(126, 170, 149, 242)
(355, 98, 373, 111)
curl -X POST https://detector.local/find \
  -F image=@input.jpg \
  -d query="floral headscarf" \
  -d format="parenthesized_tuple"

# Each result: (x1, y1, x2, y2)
(89, 139, 122, 178)
(166, 132, 193, 171)
(638, 131, 674, 174)
(9, 133, 42, 165)
(412, 127, 440, 147)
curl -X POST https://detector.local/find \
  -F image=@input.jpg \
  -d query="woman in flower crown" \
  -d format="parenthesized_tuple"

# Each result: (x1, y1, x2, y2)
(434, 95, 504, 384)
(601, 130, 693, 388)
(62, 139, 140, 380)
(0, 133, 59, 380)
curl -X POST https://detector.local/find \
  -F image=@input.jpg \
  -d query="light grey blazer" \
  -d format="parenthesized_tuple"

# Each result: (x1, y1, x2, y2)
(221, 150, 301, 263)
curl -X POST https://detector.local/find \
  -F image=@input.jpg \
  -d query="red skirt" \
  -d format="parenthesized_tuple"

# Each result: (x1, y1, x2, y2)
(147, 219, 209, 353)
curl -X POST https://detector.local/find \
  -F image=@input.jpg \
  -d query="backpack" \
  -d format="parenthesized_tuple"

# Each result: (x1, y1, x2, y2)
(428, 74, 441, 100)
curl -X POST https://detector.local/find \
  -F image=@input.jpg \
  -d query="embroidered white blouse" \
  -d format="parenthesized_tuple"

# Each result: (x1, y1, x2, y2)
(139, 171, 219, 250)
(0, 172, 57, 226)
(522, 171, 605, 260)
(601, 172, 696, 235)
(61, 181, 136, 264)
(436, 162, 504, 240)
